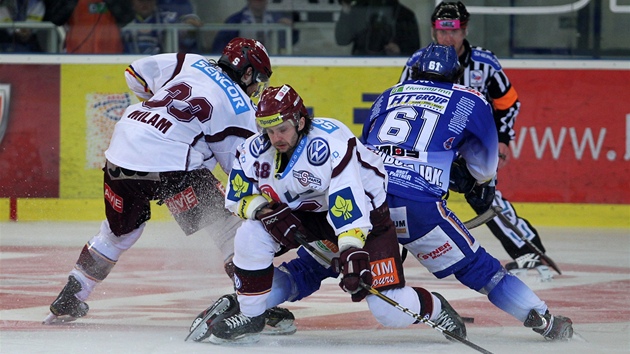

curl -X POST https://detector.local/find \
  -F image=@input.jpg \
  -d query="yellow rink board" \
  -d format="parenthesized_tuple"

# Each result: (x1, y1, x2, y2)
(1, 61, 626, 228)
(0, 198, 628, 228)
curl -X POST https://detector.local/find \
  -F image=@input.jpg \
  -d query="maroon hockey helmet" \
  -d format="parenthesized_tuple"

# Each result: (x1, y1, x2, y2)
(431, 1, 470, 30)
(255, 84, 309, 130)
(219, 38, 272, 93)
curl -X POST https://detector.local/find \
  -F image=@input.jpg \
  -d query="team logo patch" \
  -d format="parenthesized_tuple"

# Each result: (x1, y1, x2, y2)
(307, 138, 329, 166)
(443, 137, 455, 150)
(292, 170, 322, 187)
(227, 170, 253, 202)
(233, 274, 242, 290)
(259, 184, 280, 202)
(370, 257, 400, 289)
(470, 70, 484, 86)
(164, 186, 199, 215)
(328, 187, 362, 229)
(250, 135, 271, 158)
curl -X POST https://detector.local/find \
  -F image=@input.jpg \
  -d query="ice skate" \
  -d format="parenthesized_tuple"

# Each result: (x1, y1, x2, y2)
(506, 253, 542, 271)
(208, 311, 266, 344)
(187, 293, 239, 342)
(262, 306, 297, 335)
(43, 275, 89, 325)
(506, 253, 553, 281)
(524, 309, 573, 341)
(431, 292, 467, 341)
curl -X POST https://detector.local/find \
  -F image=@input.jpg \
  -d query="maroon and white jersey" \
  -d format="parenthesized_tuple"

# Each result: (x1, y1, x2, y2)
(105, 53, 258, 173)
(225, 118, 388, 237)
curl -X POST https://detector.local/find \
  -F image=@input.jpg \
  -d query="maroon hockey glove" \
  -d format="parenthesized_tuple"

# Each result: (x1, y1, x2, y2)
(332, 247, 372, 302)
(258, 202, 304, 249)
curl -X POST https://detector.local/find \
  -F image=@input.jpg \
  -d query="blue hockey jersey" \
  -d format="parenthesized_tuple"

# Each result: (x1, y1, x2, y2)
(361, 79, 499, 201)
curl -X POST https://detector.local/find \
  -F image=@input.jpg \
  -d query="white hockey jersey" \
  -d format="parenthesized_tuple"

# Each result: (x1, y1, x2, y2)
(105, 53, 258, 173)
(225, 118, 387, 237)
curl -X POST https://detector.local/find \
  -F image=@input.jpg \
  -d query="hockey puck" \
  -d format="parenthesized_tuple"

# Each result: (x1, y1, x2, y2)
(462, 316, 474, 323)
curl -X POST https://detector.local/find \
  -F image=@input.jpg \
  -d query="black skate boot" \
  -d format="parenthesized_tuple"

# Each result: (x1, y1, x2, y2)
(524, 309, 573, 341)
(188, 293, 239, 342)
(43, 276, 89, 324)
(262, 306, 297, 335)
(431, 292, 467, 341)
(209, 311, 266, 344)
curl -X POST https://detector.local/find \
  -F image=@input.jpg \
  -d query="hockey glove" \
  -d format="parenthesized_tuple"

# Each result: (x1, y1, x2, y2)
(257, 202, 304, 249)
(332, 247, 372, 302)
(465, 181, 496, 214)
(449, 157, 476, 194)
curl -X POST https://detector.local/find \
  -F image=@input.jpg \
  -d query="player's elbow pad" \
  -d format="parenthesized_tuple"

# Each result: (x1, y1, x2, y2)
(236, 194, 270, 220)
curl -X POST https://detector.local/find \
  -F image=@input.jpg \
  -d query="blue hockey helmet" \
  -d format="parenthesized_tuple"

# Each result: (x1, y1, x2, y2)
(411, 43, 463, 83)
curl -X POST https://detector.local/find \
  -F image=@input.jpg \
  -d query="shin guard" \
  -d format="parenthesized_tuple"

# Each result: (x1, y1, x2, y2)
(234, 264, 274, 318)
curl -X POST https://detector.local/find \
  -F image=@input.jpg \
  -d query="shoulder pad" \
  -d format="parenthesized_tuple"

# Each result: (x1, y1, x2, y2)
(470, 47, 502, 71)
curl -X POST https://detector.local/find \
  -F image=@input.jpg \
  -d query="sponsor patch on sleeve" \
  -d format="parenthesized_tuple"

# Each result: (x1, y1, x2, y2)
(328, 187, 363, 229)
(227, 169, 253, 202)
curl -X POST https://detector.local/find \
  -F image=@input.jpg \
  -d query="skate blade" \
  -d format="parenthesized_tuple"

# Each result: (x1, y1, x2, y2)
(185, 297, 231, 342)
(261, 322, 297, 335)
(42, 313, 78, 325)
(208, 333, 261, 345)
(571, 329, 586, 342)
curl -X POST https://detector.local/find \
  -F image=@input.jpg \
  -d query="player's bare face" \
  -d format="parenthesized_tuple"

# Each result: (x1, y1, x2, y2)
(266, 120, 299, 153)
(434, 29, 466, 57)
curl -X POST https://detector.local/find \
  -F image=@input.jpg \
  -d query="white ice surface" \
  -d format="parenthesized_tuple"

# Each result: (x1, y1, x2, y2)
(1, 220, 629, 354)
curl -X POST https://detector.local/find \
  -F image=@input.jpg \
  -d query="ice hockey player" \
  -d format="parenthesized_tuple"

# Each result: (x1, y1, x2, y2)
(399, 1, 554, 278)
(189, 83, 467, 344)
(364, 42, 573, 340)
(43, 37, 294, 334)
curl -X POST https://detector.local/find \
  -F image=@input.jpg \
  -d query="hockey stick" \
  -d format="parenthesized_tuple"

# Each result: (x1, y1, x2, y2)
(463, 207, 497, 230)
(294, 232, 493, 354)
(491, 206, 562, 275)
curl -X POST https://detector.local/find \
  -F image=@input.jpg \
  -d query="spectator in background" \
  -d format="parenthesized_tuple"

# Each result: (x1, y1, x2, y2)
(157, 0, 201, 52)
(122, 0, 177, 54)
(157, 0, 200, 25)
(43, 0, 133, 53)
(335, 0, 419, 56)
(0, 0, 46, 52)
(211, 0, 298, 54)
